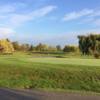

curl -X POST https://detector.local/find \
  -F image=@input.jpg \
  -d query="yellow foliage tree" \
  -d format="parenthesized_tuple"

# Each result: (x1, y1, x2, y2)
(0, 39, 14, 54)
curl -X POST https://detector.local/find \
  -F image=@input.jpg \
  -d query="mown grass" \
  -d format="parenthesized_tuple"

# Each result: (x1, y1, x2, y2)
(0, 52, 100, 93)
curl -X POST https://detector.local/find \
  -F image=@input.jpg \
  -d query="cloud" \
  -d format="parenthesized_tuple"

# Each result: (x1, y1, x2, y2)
(0, 27, 14, 35)
(63, 9, 93, 21)
(80, 14, 100, 26)
(90, 11, 100, 17)
(0, 3, 28, 23)
(93, 19, 100, 26)
(0, 5, 57, 27)
(63, 8, 100, 27)
(0, 5, 16, 14)
(9, 5, 57, 26)
(0, 27, 15, 38)
(0, 4, 57, 38)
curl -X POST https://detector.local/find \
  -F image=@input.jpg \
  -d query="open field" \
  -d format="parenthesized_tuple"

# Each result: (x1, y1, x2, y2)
(0, 52, 100, 93)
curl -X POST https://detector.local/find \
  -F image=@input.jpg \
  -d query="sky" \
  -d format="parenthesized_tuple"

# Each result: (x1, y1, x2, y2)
(0, 0, 100, 46)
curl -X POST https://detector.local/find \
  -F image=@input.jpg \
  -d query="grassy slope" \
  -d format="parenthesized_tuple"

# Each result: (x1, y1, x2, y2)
(0, 52, 100, 93)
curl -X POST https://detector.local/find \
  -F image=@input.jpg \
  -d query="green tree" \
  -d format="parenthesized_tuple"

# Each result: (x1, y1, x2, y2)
(12, 41, 20, 51)
(78, 34, 100, 55)
(63, 45, 77, 52)
(56, 45, 62, 51)
(29, 45, 34, 51)
(36, 43, 48, 51)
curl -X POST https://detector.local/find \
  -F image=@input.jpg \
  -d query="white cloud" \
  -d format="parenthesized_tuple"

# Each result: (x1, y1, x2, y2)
(90, 11, 100, 17)
(63, 9, 93, 21)
(31, 5, 57, 17)
(0, 4, 57, 38)
(0, 27, 15, 38)
(0, 4, 18, 20)
(9, 5, 57, 26)
(0, 5, 57, 27)
(93, 19, 100, 26)
(0, 5, 16, 14)
(63, 8, 100, 27)
(0, 27, 14, 35)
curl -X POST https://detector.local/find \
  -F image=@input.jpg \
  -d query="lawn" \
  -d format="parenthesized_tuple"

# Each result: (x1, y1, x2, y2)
(0, 52, 100, 93)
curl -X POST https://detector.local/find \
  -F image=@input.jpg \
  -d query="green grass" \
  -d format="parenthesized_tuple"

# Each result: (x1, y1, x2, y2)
(0, 52, 100, 93)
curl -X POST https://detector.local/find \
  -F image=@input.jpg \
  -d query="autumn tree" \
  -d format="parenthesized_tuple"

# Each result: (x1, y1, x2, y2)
(0, 39, 14, 54)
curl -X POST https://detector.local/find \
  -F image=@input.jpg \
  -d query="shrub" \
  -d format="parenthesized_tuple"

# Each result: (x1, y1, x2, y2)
(63, 45, 77, 52)
(94, 51, 100, 59)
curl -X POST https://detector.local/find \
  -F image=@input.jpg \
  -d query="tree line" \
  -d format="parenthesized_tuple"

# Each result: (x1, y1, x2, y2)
(0, 39, 78, 54)
(12, 42, 77, 52)
(0, 33, 100, 58)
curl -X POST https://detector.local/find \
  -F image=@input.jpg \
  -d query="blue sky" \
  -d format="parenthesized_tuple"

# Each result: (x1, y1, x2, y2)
(0, 0, 100, 45)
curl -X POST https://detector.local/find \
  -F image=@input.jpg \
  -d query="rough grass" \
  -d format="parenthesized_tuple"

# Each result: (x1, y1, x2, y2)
(0, 52, 100, 93)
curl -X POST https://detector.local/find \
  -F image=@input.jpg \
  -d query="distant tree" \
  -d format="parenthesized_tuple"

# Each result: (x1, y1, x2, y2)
(6, 38, 10, 42)
(20, 44, 30, 51)
(12, 41, 20, 51)
(56, 45, 62, 51)
(35, 43, 48, 51)
(63, 45, 77, 52)
(48, 46, 57, 51)
(29, 45, 34, 51)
